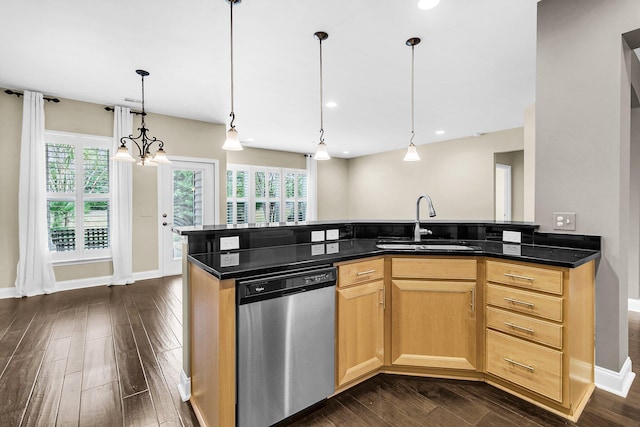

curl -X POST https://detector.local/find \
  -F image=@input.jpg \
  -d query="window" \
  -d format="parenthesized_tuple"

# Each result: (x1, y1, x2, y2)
(227, 164, 308, 225)
(45, 131, 112, 261)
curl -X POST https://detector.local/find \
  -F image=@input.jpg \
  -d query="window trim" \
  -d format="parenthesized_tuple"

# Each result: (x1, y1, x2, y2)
(227, 163, 308, 225)
(45, 130, 113, 263)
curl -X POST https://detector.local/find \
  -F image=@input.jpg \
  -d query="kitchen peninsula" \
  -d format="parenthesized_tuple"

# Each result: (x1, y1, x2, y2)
(177, 221, 600, 427)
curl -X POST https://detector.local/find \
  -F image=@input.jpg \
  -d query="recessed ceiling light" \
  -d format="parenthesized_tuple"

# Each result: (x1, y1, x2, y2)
(418, 0, 440, 10)
(326, 101, 337, 108)
(246, 137, 255, 142)
(435, 130, 445, 135)
(342, 151, 350, 154)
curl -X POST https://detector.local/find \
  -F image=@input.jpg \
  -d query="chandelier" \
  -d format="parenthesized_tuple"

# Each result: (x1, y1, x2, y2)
(112, 69, 170, 166)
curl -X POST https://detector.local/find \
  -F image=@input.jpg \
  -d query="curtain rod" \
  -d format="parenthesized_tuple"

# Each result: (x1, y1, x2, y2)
(4, 89, 60, 103)
(104, 106, 145, 116)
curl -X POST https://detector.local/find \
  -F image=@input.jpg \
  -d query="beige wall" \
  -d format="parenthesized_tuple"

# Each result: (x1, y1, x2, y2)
(0, 93, 22, 289)
(227, 146, 306, 169)
(317, 158, 349, 220)
(347, 128, 524, 221)
(523, 104, 536, 221)
(536, 0, 640, 371)
(0, 94, 226, 287)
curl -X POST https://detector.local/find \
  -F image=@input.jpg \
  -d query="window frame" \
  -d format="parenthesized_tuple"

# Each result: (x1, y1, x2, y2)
(45, 130, 113, 263)
(226, 163, 308, 225)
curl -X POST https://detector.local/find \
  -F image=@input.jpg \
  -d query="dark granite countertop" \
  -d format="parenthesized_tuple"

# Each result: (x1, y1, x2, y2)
(188, 239, 600, 280)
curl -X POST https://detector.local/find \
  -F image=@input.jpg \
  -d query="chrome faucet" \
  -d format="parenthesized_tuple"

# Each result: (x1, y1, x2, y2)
(414, 194, 436, 241)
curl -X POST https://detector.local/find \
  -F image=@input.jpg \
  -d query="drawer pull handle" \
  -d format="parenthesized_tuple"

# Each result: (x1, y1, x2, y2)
(504, 322, 535, 334)
(356, 269, 376, 276)
(504, 273, 535, 281)
(504, 358, 535, 372)
(503, 297, 535, 308)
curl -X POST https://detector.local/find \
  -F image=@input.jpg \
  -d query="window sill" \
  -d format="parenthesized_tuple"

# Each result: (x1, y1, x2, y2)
(51, 256, 112, 267)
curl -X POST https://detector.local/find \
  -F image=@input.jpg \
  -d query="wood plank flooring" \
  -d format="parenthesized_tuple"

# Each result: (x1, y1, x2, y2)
(290, 311, 640, 427)
(0, 276, 198, 427)
(1, 277, 640, 426)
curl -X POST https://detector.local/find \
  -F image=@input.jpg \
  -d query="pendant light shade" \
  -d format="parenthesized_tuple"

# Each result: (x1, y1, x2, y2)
(403, 37, 421, 162)
(314, 141, 330, 161)
(403, 143, 420, 161)
(222, 127, 242, 151)
(313, 31, 330, 160)
(223, 0, 243, 151)
(112, 145, 136, 163)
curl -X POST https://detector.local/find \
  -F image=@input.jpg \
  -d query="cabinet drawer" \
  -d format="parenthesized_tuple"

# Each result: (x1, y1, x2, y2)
(486, 306, 563, 349)
(338, 258, 384, 287)
(487, 330, 563, 402)
(486, 260, 563, 295)
(392, 258, 477, 280)
(486, 284, 563, 322)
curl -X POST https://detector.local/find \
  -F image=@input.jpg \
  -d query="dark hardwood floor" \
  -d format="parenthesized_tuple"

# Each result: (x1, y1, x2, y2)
(291, 311, 640, 427)
(0, 276, 198, 426)
(1, 277, 640, 426)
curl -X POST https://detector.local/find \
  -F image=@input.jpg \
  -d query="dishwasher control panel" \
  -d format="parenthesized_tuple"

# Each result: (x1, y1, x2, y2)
(237, 266, 336, 305)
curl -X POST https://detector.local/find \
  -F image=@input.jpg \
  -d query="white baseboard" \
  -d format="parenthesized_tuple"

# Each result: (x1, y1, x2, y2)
(595, 357, 636, 398)
(133, 270, 162, 281)
(178, 369, 191, 402)
(629, 298, 640, 312)
(0, 270, 164, 299)
(56, 275, 113, 292)
(0, 287, 18, 299)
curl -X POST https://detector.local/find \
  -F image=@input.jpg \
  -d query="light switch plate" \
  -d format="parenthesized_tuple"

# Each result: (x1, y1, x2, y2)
(553, 212, 576, 231)
(326, 229, 339, 240)
(311, 230, 325, 242)
(502, 230, 522, 243)
(220, 236, 240, 251)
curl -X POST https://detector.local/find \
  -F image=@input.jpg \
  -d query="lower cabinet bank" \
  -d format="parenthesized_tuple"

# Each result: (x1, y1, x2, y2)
(189, 255, 595, 426)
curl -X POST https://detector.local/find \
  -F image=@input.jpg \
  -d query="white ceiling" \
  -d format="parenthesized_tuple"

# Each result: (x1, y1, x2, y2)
(0, 0, 537, 158)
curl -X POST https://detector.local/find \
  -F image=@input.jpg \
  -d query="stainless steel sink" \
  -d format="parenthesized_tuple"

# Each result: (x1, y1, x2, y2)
(376, 243, 477, 251)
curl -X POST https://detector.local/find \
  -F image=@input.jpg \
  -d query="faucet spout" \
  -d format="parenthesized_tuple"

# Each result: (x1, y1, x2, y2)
(414, 194, 436, 241)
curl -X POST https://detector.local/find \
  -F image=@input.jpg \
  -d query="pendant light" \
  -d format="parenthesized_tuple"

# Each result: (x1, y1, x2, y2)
(222, 0, 243, 151)
(313, 31, 330, 161)
(403, 37, 421, 162)
(112, 69, 170, 166)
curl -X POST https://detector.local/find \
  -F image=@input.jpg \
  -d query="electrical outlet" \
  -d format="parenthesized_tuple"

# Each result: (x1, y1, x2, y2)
(220, 253, 240, 267)
(311, 244, 325, 256)
(502, 230, 521, 243)
(553, 212, 576, 231)
(311, 230, 325, 242)
(220, 236, 240, 250)
(326, 229, 339, 240)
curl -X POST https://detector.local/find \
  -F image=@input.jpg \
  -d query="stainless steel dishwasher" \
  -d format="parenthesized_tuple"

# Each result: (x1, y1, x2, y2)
(236, 266, 336, 427)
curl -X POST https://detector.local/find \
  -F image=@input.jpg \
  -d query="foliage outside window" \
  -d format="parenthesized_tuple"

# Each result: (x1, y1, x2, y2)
(227, 164, 307, 225)
(46, 131, 112, 261)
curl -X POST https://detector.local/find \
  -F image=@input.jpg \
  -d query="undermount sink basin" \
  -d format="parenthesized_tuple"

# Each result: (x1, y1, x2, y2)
(376, 243, 478, 251)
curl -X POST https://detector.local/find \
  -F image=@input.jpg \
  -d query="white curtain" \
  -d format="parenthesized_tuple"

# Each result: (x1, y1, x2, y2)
(15, 91, 57, 296)
(110, 106, 134, 285)
(306, 154, 318, 221)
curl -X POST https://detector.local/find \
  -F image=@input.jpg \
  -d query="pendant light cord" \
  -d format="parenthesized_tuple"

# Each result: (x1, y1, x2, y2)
(229, 0, 236, 129)
(140, 73, 147, 128)
(319, 37, 324, 143)
(410, 43, 415, 145)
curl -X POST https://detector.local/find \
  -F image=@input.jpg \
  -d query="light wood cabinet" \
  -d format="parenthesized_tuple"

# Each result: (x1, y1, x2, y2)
(484, 258, 595, 421)
(390, 257, 478, 371)
(336, 258, 385, 388)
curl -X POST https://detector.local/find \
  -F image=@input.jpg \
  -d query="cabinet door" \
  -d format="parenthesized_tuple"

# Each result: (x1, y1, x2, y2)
(391, 279, 476, 370)
(337, 280, 384, 387)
